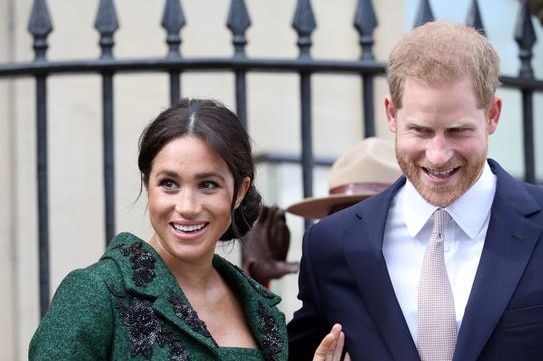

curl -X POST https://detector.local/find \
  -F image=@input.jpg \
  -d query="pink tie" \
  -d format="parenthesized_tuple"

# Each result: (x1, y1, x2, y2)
(417, 209, 456, 361)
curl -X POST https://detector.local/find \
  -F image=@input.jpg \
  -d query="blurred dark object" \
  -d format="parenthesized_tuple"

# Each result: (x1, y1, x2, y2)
(242, 205, 299, 287)
(528, 0, 543, 24)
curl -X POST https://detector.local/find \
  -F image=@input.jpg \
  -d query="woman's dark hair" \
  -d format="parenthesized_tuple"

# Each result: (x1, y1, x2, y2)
(138, 98, 262, 241)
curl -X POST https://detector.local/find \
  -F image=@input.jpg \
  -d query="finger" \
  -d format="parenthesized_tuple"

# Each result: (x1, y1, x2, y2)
(255, 262, 299, 283)
(331, 331, 344, 361)
(270, 206, 281, 221)
(344, 352, 352, 361)
(274, 261, 299, 276)
(313, 324, 343, 361)
(312, 333, 336, 361)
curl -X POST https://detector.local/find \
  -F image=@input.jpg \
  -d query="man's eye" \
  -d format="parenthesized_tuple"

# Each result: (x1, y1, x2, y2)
(413, 126, 429, 133)
(449, 128, 466, 133)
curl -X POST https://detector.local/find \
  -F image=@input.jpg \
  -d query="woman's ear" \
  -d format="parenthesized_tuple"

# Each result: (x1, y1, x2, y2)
(235, 177, 251, 209)
(142, 173, 149, 193)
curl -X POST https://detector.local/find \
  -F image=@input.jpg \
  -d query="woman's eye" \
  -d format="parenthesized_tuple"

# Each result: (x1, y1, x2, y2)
(201, 181, 219, 190)
(159, 179, 178, 190)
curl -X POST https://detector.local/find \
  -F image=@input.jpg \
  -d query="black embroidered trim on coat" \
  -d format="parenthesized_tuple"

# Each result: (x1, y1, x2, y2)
(161, 327, 192, 361)
(113, 242, 156, 286)
(168, 291, 216, 345)
(257, 302, 283, 361)
(114, 292, 191, 361)
(116, 297, 164, 359)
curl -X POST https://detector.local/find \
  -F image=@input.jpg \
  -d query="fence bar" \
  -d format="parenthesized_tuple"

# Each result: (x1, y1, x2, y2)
(228, 0, 251, 128)
(521, 90, 535, 183)
(362, 77, 375, 137)
(0, 57, 388, 77)
(102, 73, 116, 243)
(354, 0, 378, 137)
(36, 75, 50, 317)
(414, 0, 434, 27)
(162, 0, 185, 104)
(515, 0, 537, 183)
(95, 0, 119, 244)
(300, 73, 314, 200)
(466, 0, 485, 36)
(28, 0, 53, 317)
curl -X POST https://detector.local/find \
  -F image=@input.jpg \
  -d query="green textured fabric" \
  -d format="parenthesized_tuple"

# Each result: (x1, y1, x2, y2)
(29, 232, 288, 361)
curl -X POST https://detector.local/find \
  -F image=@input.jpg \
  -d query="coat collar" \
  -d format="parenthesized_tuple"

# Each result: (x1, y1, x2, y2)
(101, 232, 286, 361)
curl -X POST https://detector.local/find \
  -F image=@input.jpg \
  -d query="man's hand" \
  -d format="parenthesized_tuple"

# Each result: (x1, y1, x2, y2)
(242, 205, 299, 287)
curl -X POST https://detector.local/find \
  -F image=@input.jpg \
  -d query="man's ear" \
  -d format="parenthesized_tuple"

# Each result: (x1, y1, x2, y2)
(384, 96, 397, 132)
(486, 96, 502, 135)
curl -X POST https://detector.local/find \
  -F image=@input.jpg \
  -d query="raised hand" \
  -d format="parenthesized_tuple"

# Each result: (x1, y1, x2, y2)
(313, 324, 351, 361)
(242, 205, 299, 287)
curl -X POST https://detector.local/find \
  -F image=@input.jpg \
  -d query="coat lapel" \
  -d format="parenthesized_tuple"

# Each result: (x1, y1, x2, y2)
(213, 256, 287, 361)
(106, 237, 287, 361)
(104, 233, 221, 354)
(454, 161, 543, 361)
(344, 180, 421, 361)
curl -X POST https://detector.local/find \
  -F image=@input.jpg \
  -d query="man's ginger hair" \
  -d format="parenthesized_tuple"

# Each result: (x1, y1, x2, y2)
(386, 21, 501, 109)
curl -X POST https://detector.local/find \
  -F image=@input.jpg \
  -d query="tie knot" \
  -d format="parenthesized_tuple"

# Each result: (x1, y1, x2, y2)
(432, 209, 451, 236)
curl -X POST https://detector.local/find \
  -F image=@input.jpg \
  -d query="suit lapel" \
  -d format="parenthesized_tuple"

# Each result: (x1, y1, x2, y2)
(344, 181, 421, 361)
(454, 160, 543, 361)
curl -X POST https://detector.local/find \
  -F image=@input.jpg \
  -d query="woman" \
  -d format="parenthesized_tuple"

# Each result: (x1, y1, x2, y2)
(29, 98, 346, 361)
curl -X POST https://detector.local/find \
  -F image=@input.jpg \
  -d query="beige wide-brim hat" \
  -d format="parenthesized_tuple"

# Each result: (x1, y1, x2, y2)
(287, 137, 402, 219)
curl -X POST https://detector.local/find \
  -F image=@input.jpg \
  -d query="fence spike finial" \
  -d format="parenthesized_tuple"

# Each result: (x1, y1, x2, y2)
(94, 0, 119, 59)
(515, 0, 537, 78)
(292, 0, 317, 58)
(227, 0, 252, 56)
(466, 0, 486, 36)
(353, 0, 378, 60)
(28, 0, 53, 61)
(161, 0, 186, 57)
(413, 0, 434, 27)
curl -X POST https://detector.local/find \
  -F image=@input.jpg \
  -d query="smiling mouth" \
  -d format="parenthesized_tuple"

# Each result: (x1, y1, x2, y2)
(171, 223, 207, 233)
(423, 166, 460, 179)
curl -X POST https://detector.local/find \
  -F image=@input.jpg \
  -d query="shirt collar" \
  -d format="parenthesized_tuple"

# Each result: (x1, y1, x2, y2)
(403, 161, 496, 239)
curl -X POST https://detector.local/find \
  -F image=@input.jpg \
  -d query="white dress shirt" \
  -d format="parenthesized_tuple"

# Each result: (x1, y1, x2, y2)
(382, 162, 497, 342)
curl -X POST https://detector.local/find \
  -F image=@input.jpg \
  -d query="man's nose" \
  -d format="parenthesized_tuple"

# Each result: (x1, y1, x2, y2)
(426, 135, 453, 166)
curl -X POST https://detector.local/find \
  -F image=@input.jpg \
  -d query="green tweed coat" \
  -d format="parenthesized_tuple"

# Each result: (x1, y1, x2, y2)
(29, 232, 288, 361)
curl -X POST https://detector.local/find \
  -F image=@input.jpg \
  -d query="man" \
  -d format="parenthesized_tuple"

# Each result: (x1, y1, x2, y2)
(287, 21, 543, 361)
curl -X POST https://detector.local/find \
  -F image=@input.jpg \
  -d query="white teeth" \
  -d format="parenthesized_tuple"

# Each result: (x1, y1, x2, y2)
(427, 168, 454, 176)
(432, 170, 451, 175)
(172, 223, 205, 232)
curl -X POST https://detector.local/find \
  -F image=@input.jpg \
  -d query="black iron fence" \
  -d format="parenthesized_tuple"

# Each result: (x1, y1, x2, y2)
(0, 0, 541, 318)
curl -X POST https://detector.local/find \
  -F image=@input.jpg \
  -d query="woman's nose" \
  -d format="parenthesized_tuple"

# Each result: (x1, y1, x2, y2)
(174, 189, 200, 216)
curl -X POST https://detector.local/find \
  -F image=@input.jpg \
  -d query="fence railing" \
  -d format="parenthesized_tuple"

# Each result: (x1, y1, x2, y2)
(0, 0, 541, 319)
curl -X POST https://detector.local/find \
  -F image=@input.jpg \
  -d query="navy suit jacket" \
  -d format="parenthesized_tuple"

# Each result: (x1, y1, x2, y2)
(288, 159, 543, 361)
